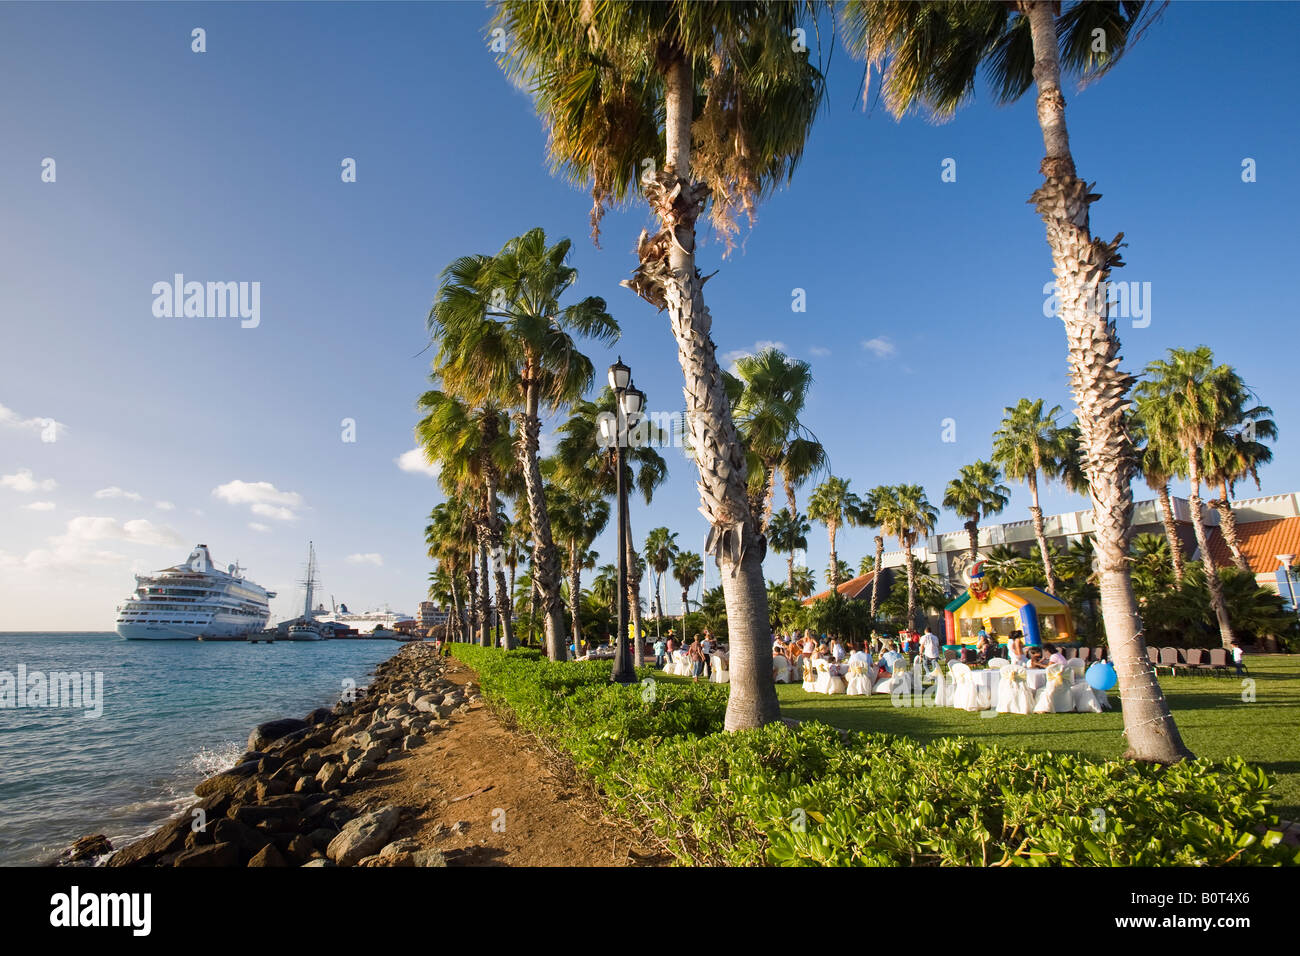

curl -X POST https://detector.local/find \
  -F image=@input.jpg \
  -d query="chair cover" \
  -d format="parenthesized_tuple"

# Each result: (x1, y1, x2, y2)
(949, 662, 981, 711)
(996, 665, 1033, 715)
(1071, 681, 1105, 713)
(874, 660, 912, 695)
(772, 656, 791, 684)
(1065, 658, 1087, 683)
(710, 653, 730, 684)
(814, 660, 847, 695)
(933, 666, 952, 707)
(801, 661, 818, 693)
(1033, 663, 1074, 713)
(987, 657, 1008, 670)
(845, 661, 873, 696)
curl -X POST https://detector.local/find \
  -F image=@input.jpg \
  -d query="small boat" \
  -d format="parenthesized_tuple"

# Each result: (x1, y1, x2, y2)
(285, 621, 325, 641)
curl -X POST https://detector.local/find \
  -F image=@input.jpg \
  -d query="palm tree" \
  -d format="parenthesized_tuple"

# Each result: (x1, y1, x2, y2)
(790, 567, 816, 600)
(732, 347, 826, 530)
(808, 477, 865, 595)
(861, 486, 894, 624)
(644, 528, 680, 627)
(673, 551, 704, 616)
(1203, 389, 1277, 574)
(553, 387, 668, 664)
(841, 1, 1190, 764)
(992, 399, 1069, 594)
(767, 508, 810, 589)
(429, 228, 618, 660)
(425, 498, 476, 643)
(591, 563, 619, 628)
(547, 479, 611, 658)
(493, 0, 826, 730)
(1137, 347, 1255, 647)
(943, 460, 1010, 564)
(1133, 413, 1189, 582)
(877, 483, 939, 631)
(416, 387, 519, 648)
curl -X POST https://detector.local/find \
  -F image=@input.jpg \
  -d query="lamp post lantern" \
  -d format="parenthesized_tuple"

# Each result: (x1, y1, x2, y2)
(609, 359, 641, 684)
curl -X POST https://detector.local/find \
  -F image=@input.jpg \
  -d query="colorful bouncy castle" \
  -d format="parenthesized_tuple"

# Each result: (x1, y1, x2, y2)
(943, 561, 1073, 648)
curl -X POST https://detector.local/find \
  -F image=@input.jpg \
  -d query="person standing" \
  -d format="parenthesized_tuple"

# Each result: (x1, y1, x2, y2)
(700, 632, 714, 679)
(1231, 642, 1248, 677)
(653, 636, 667, 669)
(920, 626, 940, 673)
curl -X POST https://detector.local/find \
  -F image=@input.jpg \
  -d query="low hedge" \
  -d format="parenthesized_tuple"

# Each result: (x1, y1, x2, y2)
(449, 644, 1298, 866)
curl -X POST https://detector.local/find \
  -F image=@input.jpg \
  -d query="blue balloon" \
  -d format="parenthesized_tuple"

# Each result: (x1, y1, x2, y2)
(1086, 660, 1117, 691)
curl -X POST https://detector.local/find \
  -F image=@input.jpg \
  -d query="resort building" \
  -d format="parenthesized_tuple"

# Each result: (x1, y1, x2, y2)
(418, 601, 448, 628)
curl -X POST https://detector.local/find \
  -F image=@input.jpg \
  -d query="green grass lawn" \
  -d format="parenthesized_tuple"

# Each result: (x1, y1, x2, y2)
(657, 654, 1300, 820)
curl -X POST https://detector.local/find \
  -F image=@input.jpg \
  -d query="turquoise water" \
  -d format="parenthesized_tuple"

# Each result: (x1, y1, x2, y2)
(0, 632, 399, 865)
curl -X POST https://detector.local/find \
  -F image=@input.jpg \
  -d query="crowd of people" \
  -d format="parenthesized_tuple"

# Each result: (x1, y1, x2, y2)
(653, 630, 721, 681)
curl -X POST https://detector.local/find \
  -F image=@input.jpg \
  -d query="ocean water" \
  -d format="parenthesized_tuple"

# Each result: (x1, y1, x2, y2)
(0, 632, 400, 866)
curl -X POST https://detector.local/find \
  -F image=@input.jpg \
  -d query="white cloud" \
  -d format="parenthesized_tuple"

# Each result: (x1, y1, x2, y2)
(24, 501, 56, 511)
(808, 346, 831, 357)
(0, 403, 66, 441)
(94, 486, 143, 502)
(249, 522, 271, 533)
(1, 469, 57, 493)
(3, 515, 181, 571)
(346, 552, 384, 567)
(155, 501, 175, 511)
(861, 337, 897, 358)
(722, 339, 789, 365)
(396, 447, 439, 478)
(212, 480, 304, 521)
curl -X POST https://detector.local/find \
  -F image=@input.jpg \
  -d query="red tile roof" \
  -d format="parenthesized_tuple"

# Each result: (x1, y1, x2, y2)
(801, 571, 879, 606)
(1205, 516, 1300, 572)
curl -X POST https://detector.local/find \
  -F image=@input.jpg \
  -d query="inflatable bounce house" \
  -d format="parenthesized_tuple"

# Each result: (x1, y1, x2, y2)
(943, 560, 1073, 649)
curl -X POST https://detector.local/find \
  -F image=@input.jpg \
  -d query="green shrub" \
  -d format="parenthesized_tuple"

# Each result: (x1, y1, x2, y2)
(449, 645, 1298, 867)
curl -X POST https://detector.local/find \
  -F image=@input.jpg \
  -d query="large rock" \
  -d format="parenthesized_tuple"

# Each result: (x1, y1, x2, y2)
(107, 815, 191, 867)
(316, 763, 346, 791)
(326, 806, 401, 867)
(194, 761, 259, 798)
(247, 718, 309, 752)
(59, 833, 113, 864)
(304, 707, 334, 725)
(173, 842, 239, 867)
(247, 843, 289, 867)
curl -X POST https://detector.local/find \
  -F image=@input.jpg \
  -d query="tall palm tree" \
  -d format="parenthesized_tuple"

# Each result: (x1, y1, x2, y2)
(732, 347, 826, 530)
(1132, 413, 1188, 582)
(767, 508, 810, 590)
(943, 460, 1010, 564)
(1136, 347, 1245, 648)
(547, 478, 611, 658)
(807, 477, 865, 595)
(861, 486, 894, 624)
(672, 550, 704, 616)
(493, 0, 826, 730)
(429, 228, 618, 660)
(790, 567, 816, 600)
(552, 386, 668, 665)
(416, 388, 519, 648)
(425, 498, 476, 643)
(841, 1, 1190, 764)
(992, 398, 1069, 594)
(1203, 389, 1277, 574)
(877, 484, 939, 631)
(644, 528, 680, 626)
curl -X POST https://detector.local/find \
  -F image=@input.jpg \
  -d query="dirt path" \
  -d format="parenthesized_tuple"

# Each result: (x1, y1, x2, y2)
(341, 657, 665, 867)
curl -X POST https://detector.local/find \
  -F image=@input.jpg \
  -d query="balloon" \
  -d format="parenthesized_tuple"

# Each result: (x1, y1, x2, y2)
(1086, 660, 1117, 691)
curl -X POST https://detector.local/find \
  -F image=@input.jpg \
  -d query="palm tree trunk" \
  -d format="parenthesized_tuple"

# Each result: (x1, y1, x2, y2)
(569, 547, 583, 657)
(450, 572, 466, 643)
(483, 475, 516, 649)
(681, 583, 690, 616)
(493, 566, 515, 649)
(626, 53, 776, 730)
(784, 473, 798, 519)
(1027, 472, 1058, 594)
(827, 523, 839, 592)
(1155, 483, 1185, 581)
(786, 554, 795, 591)
(623, 515, 645, 667)
(870, 535, 884, 622)
(965, 518, 979, 565)
(761, 465, 778, 532)
(1187, 454, 1235, 646)
(477, 528, 491, 648)
(1024, 0, 1190, 762)
(904, 541, 918, 631)
(464, 567, 478, 645)
(517, 380, 567, 660)
(1214, 480, 1250, 573)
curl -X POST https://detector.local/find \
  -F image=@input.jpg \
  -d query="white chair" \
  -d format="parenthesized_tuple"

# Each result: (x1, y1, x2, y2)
(845, 660, 873, 696)
(814, 660, 847, 695)
(1071, 680, 1105, 713)
(710, 653, 730, 684)
(672, 650, 691, 677)
(1033, 663, 1075, 713)
(875, 660, 911, 695)
(772, 656, 791, 684)
(1065, 658, 1087, 683)
(987, 656, 1008, 669)
(996, 665, 1034, 715)
(949, 662, 981, 711)
(801, 660, 818, 693)
(933, 665, 952, 707)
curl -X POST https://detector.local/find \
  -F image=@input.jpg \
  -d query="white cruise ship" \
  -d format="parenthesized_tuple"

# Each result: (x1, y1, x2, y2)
(116, 545, 276, 640)
(313, 602, 413, 630)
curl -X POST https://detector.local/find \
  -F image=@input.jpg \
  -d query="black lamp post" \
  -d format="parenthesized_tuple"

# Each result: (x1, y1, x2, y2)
(607, 357, 643, 684)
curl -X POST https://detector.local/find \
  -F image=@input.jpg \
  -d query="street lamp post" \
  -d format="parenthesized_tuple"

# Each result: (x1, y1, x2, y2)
(607, 357, 642, 684)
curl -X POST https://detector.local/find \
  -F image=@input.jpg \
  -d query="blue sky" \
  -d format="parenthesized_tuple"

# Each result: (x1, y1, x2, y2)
(2, 1, 1297, 629)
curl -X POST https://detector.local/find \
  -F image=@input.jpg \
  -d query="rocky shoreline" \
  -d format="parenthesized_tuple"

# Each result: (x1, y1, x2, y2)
(57, 642, 476, 868)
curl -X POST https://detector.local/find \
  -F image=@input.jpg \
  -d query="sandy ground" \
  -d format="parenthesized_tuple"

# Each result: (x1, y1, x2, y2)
(341, 656, 666, 867)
